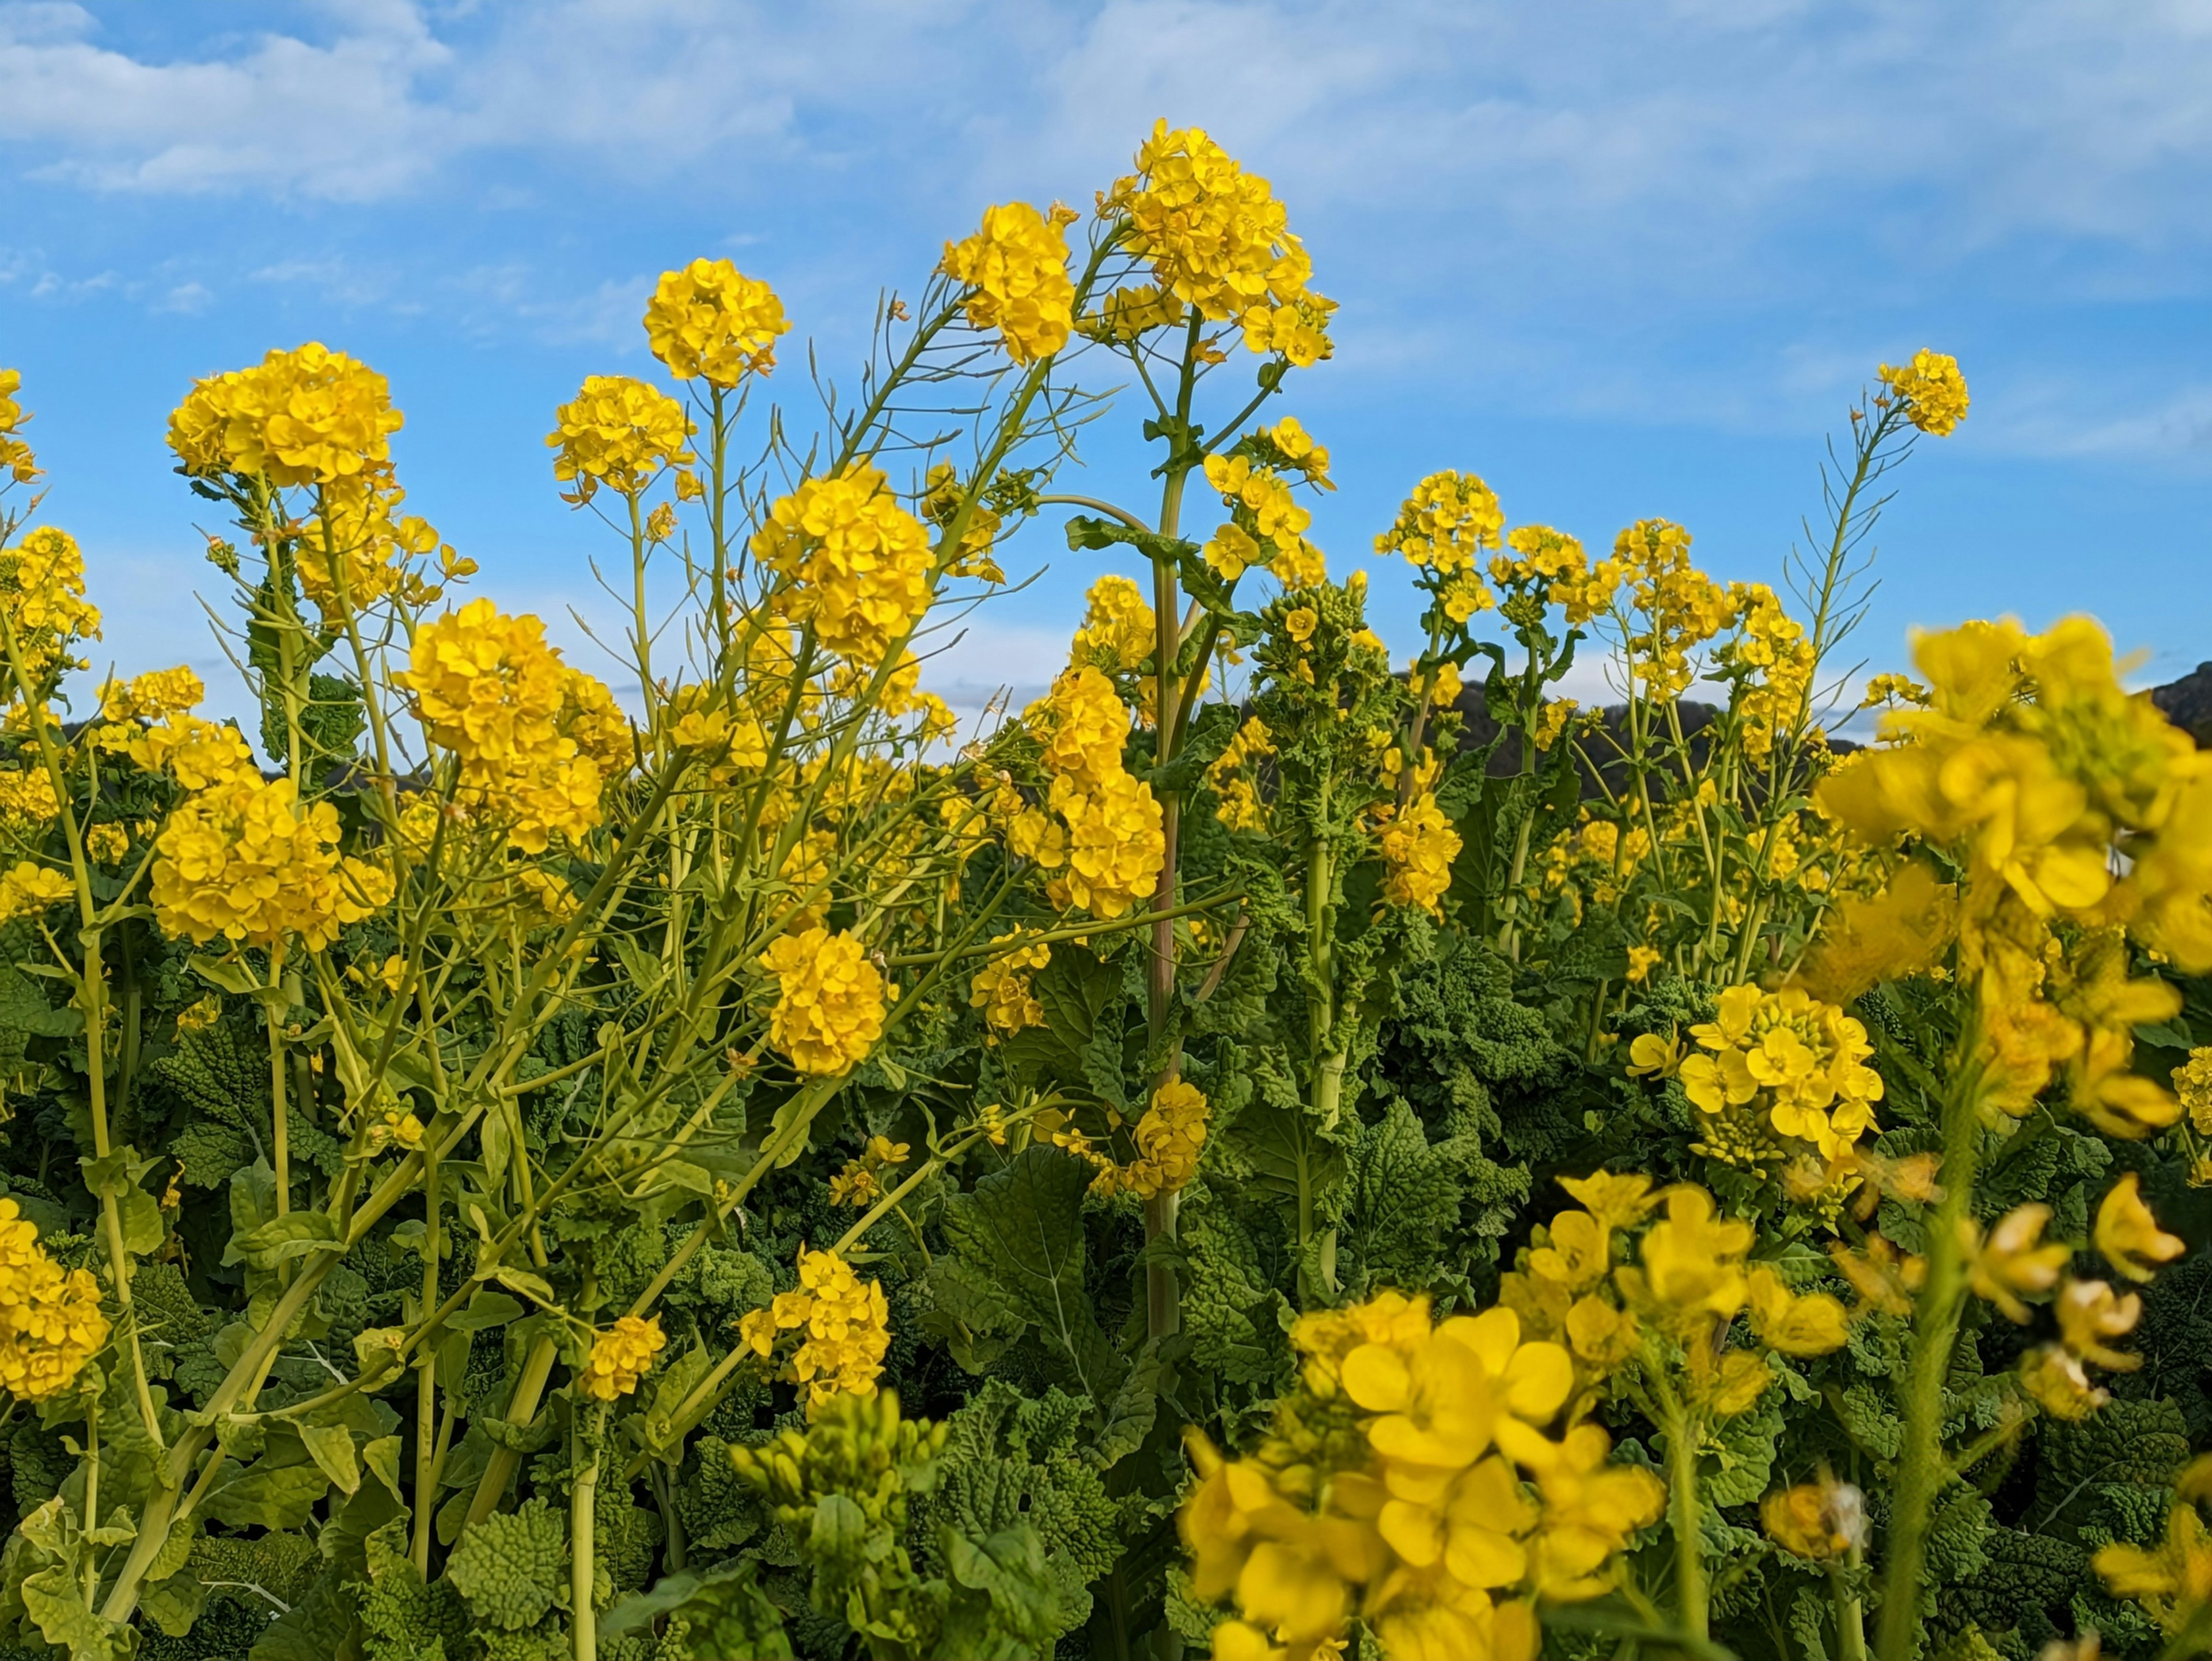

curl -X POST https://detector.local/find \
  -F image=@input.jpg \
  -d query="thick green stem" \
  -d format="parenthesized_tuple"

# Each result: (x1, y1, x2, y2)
(573, 1403, 606, 1661)
(412, 1136, 441, 1575)
(1834, 1538, 1868, 1661)
(1666, 1401, 1709, 1641)
(465, 1336, 560, 1529)
(1875, 1061, 1983, 1661)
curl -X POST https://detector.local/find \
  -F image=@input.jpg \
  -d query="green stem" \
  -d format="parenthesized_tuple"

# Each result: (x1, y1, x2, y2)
(1874, 1053, 1983, 1661)
(573, 1402, 607, 1661)
(1834, 1538, 1868, 1661)
(412, 1133, 441, 1575)
(1663, 1392, 1709, 1641)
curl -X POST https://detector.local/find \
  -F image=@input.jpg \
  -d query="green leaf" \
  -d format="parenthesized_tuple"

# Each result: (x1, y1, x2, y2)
(486, 1265, 558, 1307)
(21, 1562, 134, 1659)
(448, 1291, 524, 1333)
(0, 958, 82, 1038)
(190, 954, 267, 997)
(1092, 1341, 1162, 1470)
(933, 1147, 1124, 1405)
(445, 1496, 565, 1629)
(207, 1462, 331, 1531)
(1340, 1099, 1461, 1292)
(119, 1186, 164, 1256)
(1222, 1089, 1347, 1214)
(1001, 945, 1120, 1092)
(227, 1210, 341, 1271)
(141, 1568, 209, 1639)
(298, 1422, 359, 1496)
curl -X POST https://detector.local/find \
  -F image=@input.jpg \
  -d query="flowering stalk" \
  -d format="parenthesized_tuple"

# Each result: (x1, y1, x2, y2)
(1874, 1042, 1987, 1661)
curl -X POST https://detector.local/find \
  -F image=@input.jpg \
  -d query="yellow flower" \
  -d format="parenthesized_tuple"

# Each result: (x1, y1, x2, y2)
(2176, 1046, 2212, 1132)
(1070, 574, 1155, 675)
(0, 862, 73, 925)
(1627, 1186, 1752, 1325)
(1259, 416, 1333, 490)
(1381, 793, 1463, 915)
(783, 1247, 892, 1408)
(1376, 471, 1502, 580)
(93, 713, 257, 792)
(1284, 608, 1318, 644)
(1532, 699, 1579, 753)
(941, 201, 1078, 365)
(168, 343, 402, 486)
(1611, 520, 1729, 702)
(1081, 283, 1188, 343)
(2096, 1503, 2212, 1637)
(1877, 349, 1969, 437)
(547, 374, 695, 503)
(581, 1315, 666, 1402)
(1055, 769, 1166, 920)
(1967, 1204, 2069, 1323)
(1677, 984, 1883, 1161)
(1097, 1077, 1210, 1200)
(150, 774, 392, 952)
(759, 926, 888, 1077)
(645, 258, 789, 385)
(0, 1198, 110, 1402)
(2095, 1172, 2186, 1284)
(403, 597, 566, 768)
(1, 525, 102, 687)
(1624, 945, 1661, 984)
(2055, 1277, 2142, 1371)
(1556, 1172, 1657, 1235)
(1744, 1266, 1849, 1356)
(753, 465, 934, 666)
(1104, 121, 1323, 349)
(1762, 1484, 1853, 1561)
(99, 665, 204, 723)
(2018, 1343, 2108, 1419)
(0, 369, 39, 484)
(971, 934, 1051, 1035)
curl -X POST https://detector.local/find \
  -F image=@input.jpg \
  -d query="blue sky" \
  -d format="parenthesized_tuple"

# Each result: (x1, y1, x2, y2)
(4, 0, 2211, 731)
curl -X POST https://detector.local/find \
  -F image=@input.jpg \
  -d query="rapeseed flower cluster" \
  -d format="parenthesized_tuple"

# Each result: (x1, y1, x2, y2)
(752, 464, 935, 667)
(1018, 667, 1165, 921)
(1082, 282, 1188, 343)
(919, 461, 1006, 584)
(1376, 471, 1503, 631)
(1489, 525, 1619, 629)
(1202, 452, 1324, 588)
(1070, 573, 1155, 679)
(828, 1135, 910, 1209)
(1671, 984, 1885, 1164)
(1816, 616, 2212, 1131)
(1504, 1179, 1849, 1413)
(294, 475, 456, 619)
(0, 862, 72, 926)
(1, 526, 101, 693)
(1877, 349, 1970, 437)
(1610, 519, 1731, 702)
(1999, 1175, 2184, 1420)
(969, 933, 1051, 1036)
(99, 667, 204, 724)
(2094, 1459, 2212, 1643)
(1092, 1077, 1210, 1201)
(92, 712, 257, 793)
(581, 1314, 667, 1402)
(150, 772, 393, 953)
(645, 258, 790, 385)
(759, 925, 889, 1077)
(1207, 716, 1276, 831)
(1715, 582, 1815, 759)
(0, 766, 58, 831)
(941, 201, 1079, 365)
(1104, 120, 1332, 366)
(400, 598, 615, 853)
(0, 1198, 108, 1402)
(1183, 1289, 1664, 1661)
(1380, 794, 1462, 915)
(547, 374, 696, 504)
(1257, 417, 1333, 491)
(0, 369, 36, 484)
(168, 342, 402, 487)
(737, 1247, 893, 1409)
(2177, 1046, 2212, 1133)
